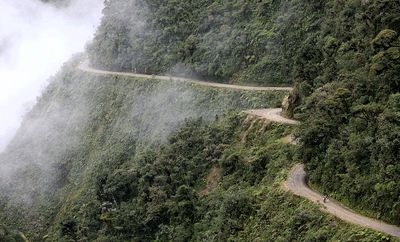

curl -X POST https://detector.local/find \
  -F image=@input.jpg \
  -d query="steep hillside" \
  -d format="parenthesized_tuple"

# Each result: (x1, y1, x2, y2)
(0, 66, 391, 240)
(291, 1, 400, 225)
(38, 115, 392, 241)
(0, 57, 285, 240)
(88, 0, 324, 85)
(88, 0, 400, 225)
(1, 0, 400, 241)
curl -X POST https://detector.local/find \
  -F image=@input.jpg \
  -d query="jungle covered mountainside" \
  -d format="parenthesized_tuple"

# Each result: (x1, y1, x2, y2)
(88, 0, 318, 85)
(88, 0, 400, 227)
(0, 0, 400, 241)
(0, 59, 389, 241)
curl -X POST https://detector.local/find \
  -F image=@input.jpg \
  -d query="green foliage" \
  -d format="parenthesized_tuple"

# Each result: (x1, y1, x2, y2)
(0, 59, 284, 241)
(294, 0, 400, 225)
(88, 0, 328, 85)
(13, 110, 389, 241)
(372, 29, 399, 49)
(2, 0, 400, 240)
(0, 61, 391, 240)
(0, 224, 24, 242)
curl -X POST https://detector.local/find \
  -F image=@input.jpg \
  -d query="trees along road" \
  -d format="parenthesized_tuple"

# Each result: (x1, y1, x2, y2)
(79, 61, 292, 91)
(78, 61, 400, 239)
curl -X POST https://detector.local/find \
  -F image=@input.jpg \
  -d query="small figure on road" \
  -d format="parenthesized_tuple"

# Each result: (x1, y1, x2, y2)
(323, 194, 328, 203)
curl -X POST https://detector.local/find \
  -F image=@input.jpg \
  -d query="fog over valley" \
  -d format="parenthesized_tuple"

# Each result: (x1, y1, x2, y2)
(0, 0, 103, 151)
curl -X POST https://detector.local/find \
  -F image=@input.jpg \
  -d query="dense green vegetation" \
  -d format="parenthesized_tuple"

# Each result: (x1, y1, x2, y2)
(0, 57, 394, 241)
(0, 87, 392, 241)
(2, 0, 400, 240)
(0, 58, 283, 241)
(290, 1, 400, 225)
(89, 0, 400, 226)
(88, 0, 324, 85)
(40, 115, 392, 241)
(0, 225, 24, 242)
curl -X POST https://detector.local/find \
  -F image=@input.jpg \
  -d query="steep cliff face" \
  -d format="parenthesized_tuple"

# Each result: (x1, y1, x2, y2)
(88, 0, 400, 88)
(88, 0, 400, 225)
(87, 0, 400, 234)
(0, 57, 286, 240)
(0, 58, 391, 242)
(1, 0, 400, 240)
(88, 0, 325, 85)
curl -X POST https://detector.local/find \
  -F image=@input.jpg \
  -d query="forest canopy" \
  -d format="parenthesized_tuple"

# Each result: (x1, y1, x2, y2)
(1, 0, 400, 241)
(89, 0, 400, 225)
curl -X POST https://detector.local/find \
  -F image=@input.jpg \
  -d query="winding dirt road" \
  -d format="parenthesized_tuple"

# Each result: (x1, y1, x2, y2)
(78, 62, 293, 92)
(284, 164, 400, 238)
(252, 108, 400, 238)
(79, 61, 400, 238)
(245, 108, 299, 125)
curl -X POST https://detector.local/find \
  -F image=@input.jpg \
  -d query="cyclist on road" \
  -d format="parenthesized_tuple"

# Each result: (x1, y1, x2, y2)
(323, 194, 328, 203)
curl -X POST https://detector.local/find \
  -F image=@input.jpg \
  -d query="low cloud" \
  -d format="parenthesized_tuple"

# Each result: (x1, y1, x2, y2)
(0, 0, 103, 151)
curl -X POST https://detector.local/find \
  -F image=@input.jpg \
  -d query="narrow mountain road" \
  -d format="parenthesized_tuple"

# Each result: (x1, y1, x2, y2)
(78, 61, 400, 238)
(78, 62, 293, 91)
(245, 108, 299, 125)
(284, 164, 400, 238)
(254, 112, 400, 239)
(254, 109, 400, 238)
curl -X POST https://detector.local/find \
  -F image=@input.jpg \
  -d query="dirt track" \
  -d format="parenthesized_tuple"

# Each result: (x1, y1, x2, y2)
(250, 109, 400, 238)
(284, 164, 400, 238)
(78, 61, 400, 238)
(78, 62, 293, 91)
(245, 108, 299, 125)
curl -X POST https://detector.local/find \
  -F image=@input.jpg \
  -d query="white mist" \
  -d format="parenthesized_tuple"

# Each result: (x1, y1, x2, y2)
(0, 0, 103, 151)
